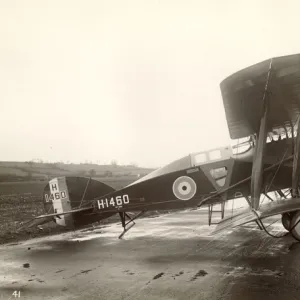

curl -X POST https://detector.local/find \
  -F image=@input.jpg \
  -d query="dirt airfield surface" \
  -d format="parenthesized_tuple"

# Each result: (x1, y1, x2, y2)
(1, 209, 300, 300)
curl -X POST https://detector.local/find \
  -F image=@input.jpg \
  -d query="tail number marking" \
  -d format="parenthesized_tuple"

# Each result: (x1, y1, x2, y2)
(97, 195, 129, 210)
(45, 191, 67, 202)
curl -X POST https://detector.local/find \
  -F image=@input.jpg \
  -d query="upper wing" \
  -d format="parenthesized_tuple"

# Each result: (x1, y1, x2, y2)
(220, 53, 300, 139)
(214, 197, 300, 234)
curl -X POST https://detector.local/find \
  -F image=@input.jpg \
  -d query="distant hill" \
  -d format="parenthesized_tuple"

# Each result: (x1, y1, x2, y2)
(0, 161, 156, 183)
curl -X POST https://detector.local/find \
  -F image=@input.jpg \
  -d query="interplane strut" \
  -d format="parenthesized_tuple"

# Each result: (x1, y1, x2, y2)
(292, 117, 300, 197)
(250, 59, 273, 210)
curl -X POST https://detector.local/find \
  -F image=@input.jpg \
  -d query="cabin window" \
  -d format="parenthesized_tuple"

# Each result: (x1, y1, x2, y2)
(280, 132, 287, 140)
(194, 153, 207, 164)
(266, 136, 272, 143)
(208, 150, 221, 161)
(210, 167, 227, 187)
(294, 129, 298, 137)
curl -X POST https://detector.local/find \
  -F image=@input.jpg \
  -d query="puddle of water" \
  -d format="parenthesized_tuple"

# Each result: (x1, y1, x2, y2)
(225, 267, 283, 278)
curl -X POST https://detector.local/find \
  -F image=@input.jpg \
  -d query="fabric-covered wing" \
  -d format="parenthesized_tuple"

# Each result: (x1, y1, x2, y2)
(213, 197, 300, 234)
(213, 207, 257, 234)
(220, 53, 300, 139)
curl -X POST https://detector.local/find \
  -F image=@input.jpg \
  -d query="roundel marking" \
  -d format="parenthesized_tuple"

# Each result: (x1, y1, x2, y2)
(172, 176, 197, 201)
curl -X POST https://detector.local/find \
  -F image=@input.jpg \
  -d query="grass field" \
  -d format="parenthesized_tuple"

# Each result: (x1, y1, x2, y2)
(0, 177, 135, 196)
(0, 160, 154, 182)
(0, 160, 158, 244)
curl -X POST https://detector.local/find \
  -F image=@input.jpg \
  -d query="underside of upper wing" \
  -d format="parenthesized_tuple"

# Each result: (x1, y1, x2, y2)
(220, 53, 300, 139)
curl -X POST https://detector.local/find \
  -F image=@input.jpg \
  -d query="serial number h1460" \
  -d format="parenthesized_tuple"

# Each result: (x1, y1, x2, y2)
(97, 194, 129, 210)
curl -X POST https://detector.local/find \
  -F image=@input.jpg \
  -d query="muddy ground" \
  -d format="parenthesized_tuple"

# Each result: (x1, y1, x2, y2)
(1, 209, 299, 300)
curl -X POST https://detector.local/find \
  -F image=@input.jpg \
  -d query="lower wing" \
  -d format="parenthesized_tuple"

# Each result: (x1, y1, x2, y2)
(213, 197, 300, 234)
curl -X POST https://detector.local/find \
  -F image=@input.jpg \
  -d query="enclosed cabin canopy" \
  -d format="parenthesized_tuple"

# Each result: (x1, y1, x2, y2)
(130, 146, 232, 188)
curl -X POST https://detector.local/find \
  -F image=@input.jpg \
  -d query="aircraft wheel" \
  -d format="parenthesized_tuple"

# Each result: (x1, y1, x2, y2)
(290, 211, 300, 241)
(282, 213, 292, 231)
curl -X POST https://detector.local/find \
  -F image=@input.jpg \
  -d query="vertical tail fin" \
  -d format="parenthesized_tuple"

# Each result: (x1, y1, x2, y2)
(44, 177, 74, 227)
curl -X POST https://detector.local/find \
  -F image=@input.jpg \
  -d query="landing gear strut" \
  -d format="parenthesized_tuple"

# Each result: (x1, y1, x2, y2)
(118, 211, 145, 239)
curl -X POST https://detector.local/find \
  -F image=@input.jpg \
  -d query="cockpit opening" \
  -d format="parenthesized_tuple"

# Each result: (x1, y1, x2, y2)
(231, 136, 253, 155)
(231, 123, 298, 155)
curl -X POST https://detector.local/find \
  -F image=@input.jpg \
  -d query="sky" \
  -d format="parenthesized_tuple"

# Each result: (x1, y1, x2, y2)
(1, 0, 300, 168)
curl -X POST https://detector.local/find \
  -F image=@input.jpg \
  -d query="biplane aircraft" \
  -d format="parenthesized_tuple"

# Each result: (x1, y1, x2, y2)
(20, 53, 300, 241)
